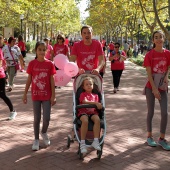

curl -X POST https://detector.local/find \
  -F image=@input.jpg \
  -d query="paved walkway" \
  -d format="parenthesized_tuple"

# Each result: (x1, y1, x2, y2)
(0, 54, 170, 170)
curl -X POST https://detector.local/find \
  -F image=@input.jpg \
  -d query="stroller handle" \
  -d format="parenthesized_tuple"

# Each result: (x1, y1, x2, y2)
(76, 104, 97, 109)
(76, 104, 105, 111)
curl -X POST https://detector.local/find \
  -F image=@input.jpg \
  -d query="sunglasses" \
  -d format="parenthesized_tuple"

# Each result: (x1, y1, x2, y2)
(115, 46, 120, 48)
(57, 37, 62, 40)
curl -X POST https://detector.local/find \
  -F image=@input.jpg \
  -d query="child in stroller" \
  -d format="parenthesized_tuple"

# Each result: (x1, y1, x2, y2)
(67, 73, 106, 159)
(78, 76, 102, 154)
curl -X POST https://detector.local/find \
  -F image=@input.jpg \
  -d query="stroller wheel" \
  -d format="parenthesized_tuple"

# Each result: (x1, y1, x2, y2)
(79, 151, 83, 160)
(97, 150, 102, 159)
(67, 135, 71, 148)
(97, 142, 104, 159)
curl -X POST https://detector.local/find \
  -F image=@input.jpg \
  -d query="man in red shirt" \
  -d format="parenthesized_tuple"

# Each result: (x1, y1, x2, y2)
(70, 25, 105, 75)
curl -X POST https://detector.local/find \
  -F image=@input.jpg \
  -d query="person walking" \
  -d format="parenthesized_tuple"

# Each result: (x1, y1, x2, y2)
(0, 43, 17, 120)
(133, 43, 138, 58)
(0, 36, 9, 86)
(69, 25, 105, 141)
(2, 37, 24, 91)
(53, 34, 69, 59)
(44, 38, 54, 61)
(70, 25, 105, 75)
(108, 41, 115, 53)
(22, 41, 56, 151)
(143, 30, 170, 150)
(101, 38, 107, 53)
(18, 35, 26, 72)
(53, 34, 69, 88)
(109, 42, 126, 93)
(123, 40, 129, 55)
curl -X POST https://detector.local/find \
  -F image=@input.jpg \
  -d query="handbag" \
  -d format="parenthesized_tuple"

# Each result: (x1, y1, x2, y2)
(8, 46, 19, 71)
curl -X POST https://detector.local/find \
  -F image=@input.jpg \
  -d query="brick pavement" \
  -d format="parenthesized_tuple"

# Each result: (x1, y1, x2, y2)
(0, 54, 170, 170)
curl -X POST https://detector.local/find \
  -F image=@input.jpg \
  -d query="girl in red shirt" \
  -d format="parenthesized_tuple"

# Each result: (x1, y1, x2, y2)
(23, 41, 56, 151)
(78, 77, 102, 154)
(143, 30, 170, 150)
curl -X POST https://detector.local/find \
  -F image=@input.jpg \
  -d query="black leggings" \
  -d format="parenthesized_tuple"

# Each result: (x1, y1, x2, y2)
(0, 78, 13, 112)
(111, 70, 123, 88)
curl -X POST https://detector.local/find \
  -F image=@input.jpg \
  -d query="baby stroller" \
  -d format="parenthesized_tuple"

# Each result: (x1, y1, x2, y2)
(67, 73, 107, 159)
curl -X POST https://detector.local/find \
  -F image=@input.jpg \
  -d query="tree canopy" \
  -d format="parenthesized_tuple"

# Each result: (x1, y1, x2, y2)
(0, 0, 81, 39)
(1, 0, 170, 45)
(85, 0, 170, 44)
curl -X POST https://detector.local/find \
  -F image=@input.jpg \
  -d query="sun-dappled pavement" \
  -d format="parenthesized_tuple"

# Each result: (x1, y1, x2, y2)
(0, 54, 170, 170)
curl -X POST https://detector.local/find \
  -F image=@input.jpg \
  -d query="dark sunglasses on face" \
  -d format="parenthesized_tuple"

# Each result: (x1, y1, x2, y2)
(115, 46, 120, 48)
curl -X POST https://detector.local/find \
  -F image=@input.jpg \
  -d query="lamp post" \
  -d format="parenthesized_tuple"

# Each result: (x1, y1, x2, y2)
(20, 14, 24, 35)
(137, 18, 142, 45)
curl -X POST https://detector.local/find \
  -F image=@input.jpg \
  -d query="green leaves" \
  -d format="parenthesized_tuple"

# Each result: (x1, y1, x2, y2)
(0, 0, 80, 37)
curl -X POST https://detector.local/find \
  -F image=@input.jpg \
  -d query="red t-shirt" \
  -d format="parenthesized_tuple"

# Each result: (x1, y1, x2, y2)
(109, 50, 126, 70)
(27, 59, 56, 101)
(101, 40, 106, 47)
(18, 41, 26, 51)
(0, 48, 5, 78)
(65, 39, 69, 45)
(143, 49, 170, 88)
(71, 40, 103, 71)
(45, 44, 53, 60)
(53, 43, 69, 56)
(78, 92, 99, 117)
(109, 43, 114, 51)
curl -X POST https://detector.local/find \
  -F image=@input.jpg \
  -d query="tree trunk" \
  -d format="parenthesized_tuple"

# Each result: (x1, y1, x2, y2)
(33, 22, 36, 40)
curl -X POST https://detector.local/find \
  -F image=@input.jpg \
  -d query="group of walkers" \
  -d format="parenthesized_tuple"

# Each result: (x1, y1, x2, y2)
(0, 35, 25, 120)
(1, 26, 170, 153)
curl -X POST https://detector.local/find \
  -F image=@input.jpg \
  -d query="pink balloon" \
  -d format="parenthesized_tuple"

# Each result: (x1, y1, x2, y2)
(54, 54, 69, 70)
(64, 62, 79, 77)
(54, 70, 72, 86)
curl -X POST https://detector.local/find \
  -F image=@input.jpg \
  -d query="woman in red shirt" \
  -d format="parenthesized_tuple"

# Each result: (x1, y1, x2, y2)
(53, 34, 69, 59)
(109, 42, 126, 93)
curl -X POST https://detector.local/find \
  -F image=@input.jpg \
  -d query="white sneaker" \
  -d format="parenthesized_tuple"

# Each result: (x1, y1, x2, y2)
(6, 83, 9, 87)
(9, 111, 17, 120)
(91, 140, 101, 151)
(41, 132, 50, 146)
(80, 143, 87, 153)
(32, 139, 39, 151)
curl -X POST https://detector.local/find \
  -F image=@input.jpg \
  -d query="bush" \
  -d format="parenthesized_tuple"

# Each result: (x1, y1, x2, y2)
(129, 55, 144, 66)
(26, 40, 36, 53)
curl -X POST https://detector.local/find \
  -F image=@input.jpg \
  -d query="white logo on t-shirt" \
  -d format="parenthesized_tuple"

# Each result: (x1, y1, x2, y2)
(82, 55, 95, 70)
(33, 72, 47, 90)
